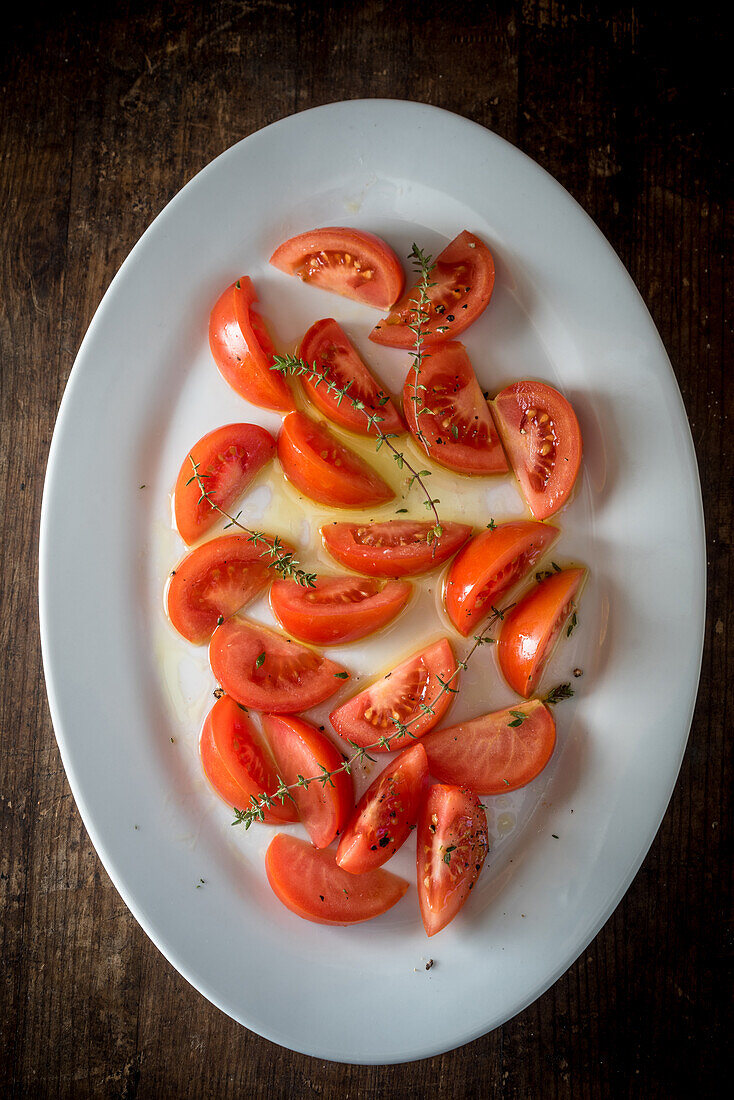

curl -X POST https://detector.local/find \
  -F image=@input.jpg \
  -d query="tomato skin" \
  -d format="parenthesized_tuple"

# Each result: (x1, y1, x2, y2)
(322, 520, 472, 578)
(261, 715, 353, 848)
(497, 567, 586, 697)
(336, 743, 429, 874)
(278, 412, 395, 509)
(173, 423, 275, 545)
(209, 277, 294, 412)
(209, 617, 348, 713)
(330, 638, 457, 751)
(422, 699, 556, 794)
(269, 227, 405, 310)
(269, 574, 411, 646)
(370, 231, 495, 349)
(265, 834, 409, 925)
(417, 784, 488, 937)
(199, 696, 297, 822)
(299, 319, 404, 436)
(444, 521, 559, 636)
(403, 342, 507, 475)
(490, 381, 582, 520)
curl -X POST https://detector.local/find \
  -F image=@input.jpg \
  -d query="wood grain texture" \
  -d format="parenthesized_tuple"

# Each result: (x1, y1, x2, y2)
(1, 2, 730, 1096)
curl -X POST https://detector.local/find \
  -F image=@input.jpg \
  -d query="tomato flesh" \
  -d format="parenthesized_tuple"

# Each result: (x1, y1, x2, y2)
(322, 520, 472, 577)
(497, 567, 586, 697)
(209, 277, 294, 412)
(270, 227, 405, 310)
(330, 638, 457, 751)
(336, 743, 429, 874)
(278, 411, 395, 509)
(173, 423, 275, 545)
(370, 231, 495, 349)
(270, 574, 411, 646)
(417, 784, 488, 937)
(403, 342, 507, 474)
(444, 521, 559, 636)
(209, 616, 348, 712)
(491, 381, 582, 520)
(265, 834, 408, 925)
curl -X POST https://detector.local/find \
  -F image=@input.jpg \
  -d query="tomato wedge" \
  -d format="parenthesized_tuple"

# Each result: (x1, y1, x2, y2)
(199, 695, 297, 822)
(299, 318, 404, 436)
(417, 784, 488, 937)
(261, 715, 353, 848)
(336, 743, 429, 874)
(209, 276, 294, 412)
(265, 834, 408, 925)
(422, 699, 556, 793)
(490, 381, 582, 520)
(370, 231, 495, 349)
(167, 534, 282, 644)
(269, 227, 405, 310)
(269, 574, 411, 646)
(209, 617, 348, 712)
(278, 412, 394, 509)
(173, 423, 275, 545)
(403, 343, 507, 475)
(444, 521, 559, 636)
(330, 638, 457, 751)
(322, 520, 472, 577)
(497, 567, 586, 697)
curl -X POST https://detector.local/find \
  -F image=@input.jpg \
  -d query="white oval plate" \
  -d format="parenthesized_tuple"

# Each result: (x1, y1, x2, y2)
(40, 100, 705, 1064)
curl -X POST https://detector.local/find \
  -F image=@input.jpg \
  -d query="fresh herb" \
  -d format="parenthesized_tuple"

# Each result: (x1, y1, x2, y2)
(544, 683, 574, 706)
(566, 610, 578, 637)
(507, 709, 528, 728)
(255, 652, 266, 668)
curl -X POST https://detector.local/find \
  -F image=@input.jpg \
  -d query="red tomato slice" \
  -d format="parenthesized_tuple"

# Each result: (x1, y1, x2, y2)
(417, 784, 488, 937)
(336, 743, 429, 874)
(209, 617, 348, 712)
(497, 567, 586, 697)
(490, 381, 582, 520)
(278, 412, 395, 509)
(173, 423, 275, 545)
(269, 574, 411, 646)
(261, 715, 353, 848)
(209, 276, 294, 412)
(403, 342, 507, 475)
(265, 834, 408, 925)
(269, 227, 405, 310)
(370, 231, 495, 349)
(322, 520, 472, 577)
(299, 318, 404, 437)
(443, 521, 559, 636)
(330, 638, 457, 752)
(422, 699, 556, 794)
(199, 696, 297, 822)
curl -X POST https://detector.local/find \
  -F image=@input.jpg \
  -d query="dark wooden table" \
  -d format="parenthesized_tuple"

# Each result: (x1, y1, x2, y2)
(2, 3, 730, 1096)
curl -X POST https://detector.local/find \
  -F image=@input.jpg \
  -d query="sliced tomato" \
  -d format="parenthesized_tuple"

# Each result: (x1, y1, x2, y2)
(417, 784, 488, 937)
(173, 423, 275, 545)
(209, 276, 294, 412)
(199, 695, 298, 822)
(209, 617, 348, 712)
(422, 699, 556, 794)
(278, 412, 395, 509)
(370, 231, 495, 349)
(330, 638, 457, 752)
(336, 743, 429, 874)
(270, 574, 411, 646)
(265, 834, 408, 925)
(269, 227, 404, 310)
(322, 520, 472, 577)
(490, 381, 582, 520)
(444, 521, 559, 636)
(262, 715, 353, 848)
(403, 342, 507, 475)
(299, 318, 404, 436)
(497, 567, 586, 697)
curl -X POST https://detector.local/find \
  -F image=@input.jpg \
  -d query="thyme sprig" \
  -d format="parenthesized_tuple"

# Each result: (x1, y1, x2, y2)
(405, 243, 442, 451)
